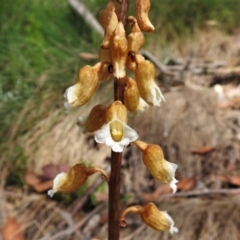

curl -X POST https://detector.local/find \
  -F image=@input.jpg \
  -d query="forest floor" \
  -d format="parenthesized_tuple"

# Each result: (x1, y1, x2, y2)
(2, 28, 240, 240)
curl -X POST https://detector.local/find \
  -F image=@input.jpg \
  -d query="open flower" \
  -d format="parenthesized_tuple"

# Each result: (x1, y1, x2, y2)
(95, 119, 138, 152)
(119, 202, 178, 235)
(134, 140, 178, 193)
(95, 101, 138, 152)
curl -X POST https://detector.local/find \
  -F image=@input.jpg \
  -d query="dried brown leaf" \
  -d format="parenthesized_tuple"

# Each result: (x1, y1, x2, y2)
(42, 163, 69, 179)
(177, 178, 196, 191)
(141, 184, 172, 201)
(220, 175, 240, 186)
(2, 217, 25, 240)
(191, 146, 216, 154)
(24, 171, 41, 186)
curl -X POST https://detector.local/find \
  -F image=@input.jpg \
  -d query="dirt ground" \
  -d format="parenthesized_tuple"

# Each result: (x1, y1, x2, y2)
(1, 29, 240, 240)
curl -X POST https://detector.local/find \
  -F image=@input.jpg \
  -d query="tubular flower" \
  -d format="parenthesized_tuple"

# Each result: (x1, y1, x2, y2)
(134, 140, 178, 193)
(135, 55, 165, 106)
(95, 101, 138, 152)
(48, 164, 108, 197)
(64, 63, 103, 110)
(77, 104, 107, 133)
(110, 22, 128, 79)
(119, 202, 178, 235)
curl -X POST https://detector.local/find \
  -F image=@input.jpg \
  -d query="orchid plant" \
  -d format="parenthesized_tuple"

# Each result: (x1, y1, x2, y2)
(48, 0, 178, 239)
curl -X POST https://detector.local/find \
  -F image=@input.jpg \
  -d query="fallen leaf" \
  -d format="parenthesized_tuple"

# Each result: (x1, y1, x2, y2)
(2, 217, 25, 240)
(177, 178, 196, 191)
(141, 184, 172, 200)
(191, 146, 216, 154)
(42, 163, 69, 179)
(94, 192, 108, 202)
(32, 180, 53, 192)
(24, 171, 53, 193)
(220, 175, 240, 186)
(24, 171, 41, 186)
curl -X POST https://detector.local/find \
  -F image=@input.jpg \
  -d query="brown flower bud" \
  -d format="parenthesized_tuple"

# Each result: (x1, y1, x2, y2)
(119, 202, 178, 234)
(64, 65, 99, 109)
(99, 0, 118, 48)
(77, 104, 107, 133)
(110, 22, 128, 79)
(48, 164, 108, 197)
(134, 140, 178, 193)
(135, 55, 165, 106)
(136, 0, 155, 32)
(127, 16, 145, 53)
(124, 77, 140, 113)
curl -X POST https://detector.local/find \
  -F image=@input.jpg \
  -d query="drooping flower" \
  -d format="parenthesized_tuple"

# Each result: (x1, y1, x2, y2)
(95, 101, 138, 152)
(48, 164, 108, 197)
(134, 140, 178, 193)
(135, 55, 165, 106)
(119, 202, 178, 235)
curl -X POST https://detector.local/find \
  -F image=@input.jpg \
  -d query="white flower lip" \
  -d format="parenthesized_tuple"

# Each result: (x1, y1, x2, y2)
(152, 83, 165, 106)
(48, 172, 67, 198)
(166, 161, 178, 193)
(161, 211, 178, 235)
(95, 119, 138, 152)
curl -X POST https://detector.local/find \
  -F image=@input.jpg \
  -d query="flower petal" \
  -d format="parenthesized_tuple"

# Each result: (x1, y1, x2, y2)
(95, 119, 138, 152)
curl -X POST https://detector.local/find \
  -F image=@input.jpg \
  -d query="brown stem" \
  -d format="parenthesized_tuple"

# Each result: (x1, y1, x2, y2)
(108, 1, 129, 239)
(108, 78, 126, 240)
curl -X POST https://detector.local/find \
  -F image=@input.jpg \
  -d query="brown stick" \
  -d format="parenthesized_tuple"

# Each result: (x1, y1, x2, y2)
(108, 78, 126, 240)
(108, 1, 129, 239)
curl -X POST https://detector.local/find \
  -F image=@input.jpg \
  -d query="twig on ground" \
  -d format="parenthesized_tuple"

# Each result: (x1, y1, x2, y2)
(158, 188, 240, 200)
(40, 203, 105, 240)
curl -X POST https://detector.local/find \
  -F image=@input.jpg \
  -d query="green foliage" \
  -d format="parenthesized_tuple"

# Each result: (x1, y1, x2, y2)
(0, 0, 100, 140)
(149, 0, 240, 40)
(4, 145, 28, 186)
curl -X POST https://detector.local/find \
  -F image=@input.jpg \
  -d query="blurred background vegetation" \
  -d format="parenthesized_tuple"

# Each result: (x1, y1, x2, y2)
(1, 0, 240, 181)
